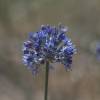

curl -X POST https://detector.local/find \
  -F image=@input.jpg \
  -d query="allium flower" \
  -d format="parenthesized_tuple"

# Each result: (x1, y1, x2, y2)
(96, 42, 100, 60)
(22, 24, 76, 74)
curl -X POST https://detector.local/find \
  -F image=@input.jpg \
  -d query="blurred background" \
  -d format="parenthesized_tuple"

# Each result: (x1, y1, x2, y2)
(0, 0, 100, 100)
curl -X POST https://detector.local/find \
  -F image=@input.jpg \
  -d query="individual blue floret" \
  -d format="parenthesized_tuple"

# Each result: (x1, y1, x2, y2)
(22, 24, 76, 74)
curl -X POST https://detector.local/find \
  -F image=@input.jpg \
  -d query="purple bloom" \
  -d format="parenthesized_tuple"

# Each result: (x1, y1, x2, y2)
(96, 42, 100, 60)
(22, 24, 76, 74)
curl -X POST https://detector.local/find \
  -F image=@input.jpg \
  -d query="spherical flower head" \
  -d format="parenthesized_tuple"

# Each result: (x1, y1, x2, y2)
(96, 42, 100, 60)
(22, 24, 76, 74)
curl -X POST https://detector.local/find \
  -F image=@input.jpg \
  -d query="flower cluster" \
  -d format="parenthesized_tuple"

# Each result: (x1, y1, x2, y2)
(96, 42, 100, 60)
(22, 24, 76, 74)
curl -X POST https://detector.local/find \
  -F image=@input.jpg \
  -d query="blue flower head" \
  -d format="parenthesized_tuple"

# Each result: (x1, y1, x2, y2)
(22, 24, 76, 74)
(96, 42, 100, 60)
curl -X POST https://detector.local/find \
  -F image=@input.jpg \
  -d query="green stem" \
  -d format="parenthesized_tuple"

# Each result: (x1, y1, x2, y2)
(44, 61, 49, 100)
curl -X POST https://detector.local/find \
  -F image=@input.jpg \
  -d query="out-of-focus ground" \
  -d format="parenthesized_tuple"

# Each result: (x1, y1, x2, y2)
(0, 0, 100, 100)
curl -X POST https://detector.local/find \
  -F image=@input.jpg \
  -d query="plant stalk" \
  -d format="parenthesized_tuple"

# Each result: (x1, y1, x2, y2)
(44, 61, 49, 100)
